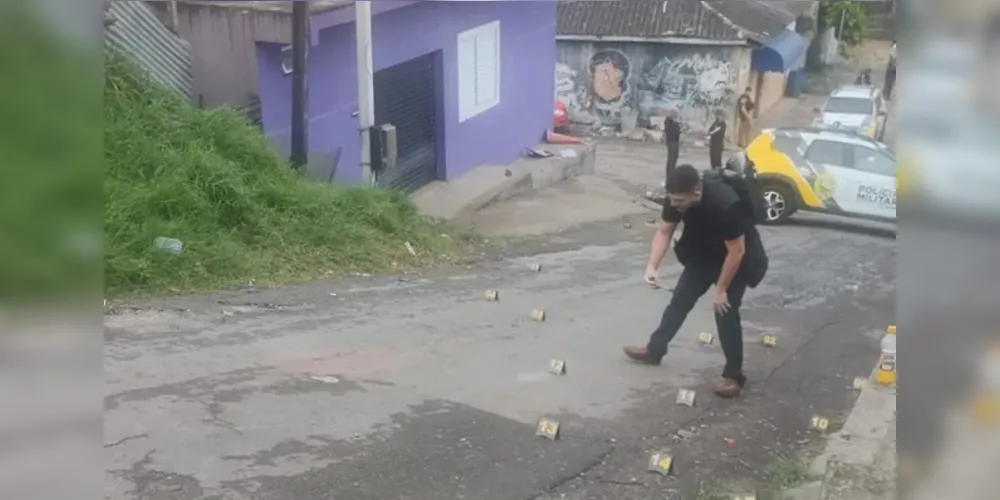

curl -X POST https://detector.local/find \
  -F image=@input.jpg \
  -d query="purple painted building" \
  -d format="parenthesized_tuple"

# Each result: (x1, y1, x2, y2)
(255, 1, 558, 192)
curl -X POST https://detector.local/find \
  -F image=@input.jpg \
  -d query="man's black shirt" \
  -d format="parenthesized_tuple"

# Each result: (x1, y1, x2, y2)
(661, 181, 749, 268)
(664, 118, 681, 144)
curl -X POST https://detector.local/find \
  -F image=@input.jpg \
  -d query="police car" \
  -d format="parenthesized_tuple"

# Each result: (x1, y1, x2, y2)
(744, 127, 896, 224)
(813, 85, 889, 140)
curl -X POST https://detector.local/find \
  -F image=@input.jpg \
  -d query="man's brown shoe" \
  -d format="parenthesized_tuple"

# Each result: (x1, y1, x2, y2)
(714, 377, 743, 398)
(622, 346, 661, 365)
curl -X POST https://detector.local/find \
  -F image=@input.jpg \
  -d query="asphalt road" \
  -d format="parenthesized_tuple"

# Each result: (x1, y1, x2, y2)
(104, 213, 895, 500)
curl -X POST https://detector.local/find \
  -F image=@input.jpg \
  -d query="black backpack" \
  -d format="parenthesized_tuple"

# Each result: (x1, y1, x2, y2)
(705, 154, 766, 225)
(703, 160, 769, 288)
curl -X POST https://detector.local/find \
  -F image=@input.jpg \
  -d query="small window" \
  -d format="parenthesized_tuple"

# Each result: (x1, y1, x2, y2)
(457, 21, 501, 122)
(805, 140, 850, 167)
(852, 145, 896, 177)
(824, 97, 873, 115)
(281, 45, 293, 75)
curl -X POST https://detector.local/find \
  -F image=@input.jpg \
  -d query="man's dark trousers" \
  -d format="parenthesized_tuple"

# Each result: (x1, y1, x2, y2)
(646, 264, 749, 384)
(665, 142, 680, 180)
(884, 66, 896, 101)
(709, 145, 723, 170)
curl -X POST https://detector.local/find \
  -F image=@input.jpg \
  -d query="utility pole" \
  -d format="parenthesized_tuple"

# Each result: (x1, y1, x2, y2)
(290, 0, 309, 168)
(355, 1, 375, 186)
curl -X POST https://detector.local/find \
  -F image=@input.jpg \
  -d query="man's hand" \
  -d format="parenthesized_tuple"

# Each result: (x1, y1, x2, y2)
(644, 265, 660, 287)
(713, 289, 730, 314)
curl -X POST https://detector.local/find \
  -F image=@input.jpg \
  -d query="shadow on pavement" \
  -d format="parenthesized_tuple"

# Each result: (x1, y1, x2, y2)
(780, 216, 897, 240)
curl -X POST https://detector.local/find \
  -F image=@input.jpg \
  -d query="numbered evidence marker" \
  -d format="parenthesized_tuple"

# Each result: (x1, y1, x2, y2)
(760, 333, 777, 347)
(484, 290, 499, 301)
(676, 388, 696, 407)
(698, 331, 715, 345)
(530, 308, 547, 322)
(530, 263, 542, 272)
(548, 359, 567, 375)
(852, 376, 868, 390)
(535, 417, 561, 440)
(809, 415, 830, 432)
(646, 450, 674, 476)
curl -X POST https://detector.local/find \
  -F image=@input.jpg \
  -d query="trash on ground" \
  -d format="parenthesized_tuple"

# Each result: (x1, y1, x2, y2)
(522, 147, 554, 158)
(404, 241, 417, 256)
(153, 237, 183, 255)
(675, 429, 696, 440)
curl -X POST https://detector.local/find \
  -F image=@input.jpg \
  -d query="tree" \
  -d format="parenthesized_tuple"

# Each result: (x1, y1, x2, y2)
(819, 1, 871, 46)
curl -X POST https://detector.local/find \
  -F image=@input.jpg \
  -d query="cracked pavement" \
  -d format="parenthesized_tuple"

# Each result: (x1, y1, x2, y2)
(105, 206, 895, 499)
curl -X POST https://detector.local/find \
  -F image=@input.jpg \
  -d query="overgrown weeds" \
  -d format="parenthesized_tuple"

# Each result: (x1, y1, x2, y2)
(105, 53, 471, 296)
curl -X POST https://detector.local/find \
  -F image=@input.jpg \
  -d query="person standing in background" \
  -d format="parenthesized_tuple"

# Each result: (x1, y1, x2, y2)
(884, 41, 897, 101)
(736, 87, 755, 147)
(707, 110, 727, 169)
(664, 108, 682, 181)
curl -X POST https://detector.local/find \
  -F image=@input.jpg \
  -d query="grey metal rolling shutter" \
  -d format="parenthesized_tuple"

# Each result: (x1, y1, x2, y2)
(373, 53, 439, 192)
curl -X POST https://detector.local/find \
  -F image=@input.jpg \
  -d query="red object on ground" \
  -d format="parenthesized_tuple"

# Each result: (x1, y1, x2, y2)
(553, 99, 569, 129)
(545, 129, 582, 144)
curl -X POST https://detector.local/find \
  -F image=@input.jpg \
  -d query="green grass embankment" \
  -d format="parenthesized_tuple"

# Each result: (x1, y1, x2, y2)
(105, 54, 467, 296)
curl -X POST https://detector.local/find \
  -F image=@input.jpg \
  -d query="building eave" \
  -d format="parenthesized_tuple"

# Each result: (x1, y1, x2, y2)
(189, 1, 354, 16)
(555, 34, 750, 47)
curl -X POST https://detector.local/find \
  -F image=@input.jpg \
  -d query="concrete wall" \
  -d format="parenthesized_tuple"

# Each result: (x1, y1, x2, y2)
(149, 2, 291, 108)
(256, 0, 557, 184)
(555, 40, 752, 134)
(754, 70, 789, 117)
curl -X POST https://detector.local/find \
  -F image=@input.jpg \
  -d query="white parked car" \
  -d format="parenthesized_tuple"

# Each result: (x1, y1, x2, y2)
(813, 85, 889, 141)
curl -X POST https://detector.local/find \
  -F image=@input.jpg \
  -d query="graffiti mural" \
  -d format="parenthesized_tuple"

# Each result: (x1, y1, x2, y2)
(556, 47, 738, 133)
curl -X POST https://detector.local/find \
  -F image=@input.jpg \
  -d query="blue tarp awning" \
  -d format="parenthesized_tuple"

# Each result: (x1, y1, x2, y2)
(752, 29, 808, 72)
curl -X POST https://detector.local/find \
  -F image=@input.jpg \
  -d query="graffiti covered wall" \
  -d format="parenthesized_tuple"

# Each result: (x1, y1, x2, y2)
(556, 41, 751, 134)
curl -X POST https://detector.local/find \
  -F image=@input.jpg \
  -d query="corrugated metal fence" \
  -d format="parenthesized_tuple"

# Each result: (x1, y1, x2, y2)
(105, 1, 194, 102)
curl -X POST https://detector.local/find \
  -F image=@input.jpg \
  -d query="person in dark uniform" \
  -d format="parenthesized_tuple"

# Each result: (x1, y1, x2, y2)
(884, 41, 897, 101)
(736, 87, 755, 147)
(622, 164, 764, 398)
(664, 108, 682, 182)
(707, 110, 727, 169)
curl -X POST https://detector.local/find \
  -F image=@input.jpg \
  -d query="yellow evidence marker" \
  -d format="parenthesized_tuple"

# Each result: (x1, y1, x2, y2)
(852, 376, 867, 390)
(548, 359, 567, 375)
(530, 309, 546, 322)
(810, 415, 830, 432)
(761, 334, 777, 347)
(646, 451, 674, 475)
(698, 331, 715, 344)
(536, 418, 560, 440)
(484, 290, 499, 301)
(676, 389, 696, 407)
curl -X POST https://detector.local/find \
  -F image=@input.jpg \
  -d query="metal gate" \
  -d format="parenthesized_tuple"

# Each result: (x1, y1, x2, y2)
(374, 52, 440, 192)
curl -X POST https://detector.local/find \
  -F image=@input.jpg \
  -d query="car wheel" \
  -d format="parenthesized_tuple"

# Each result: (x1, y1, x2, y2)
(760, 183, 797, 224)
